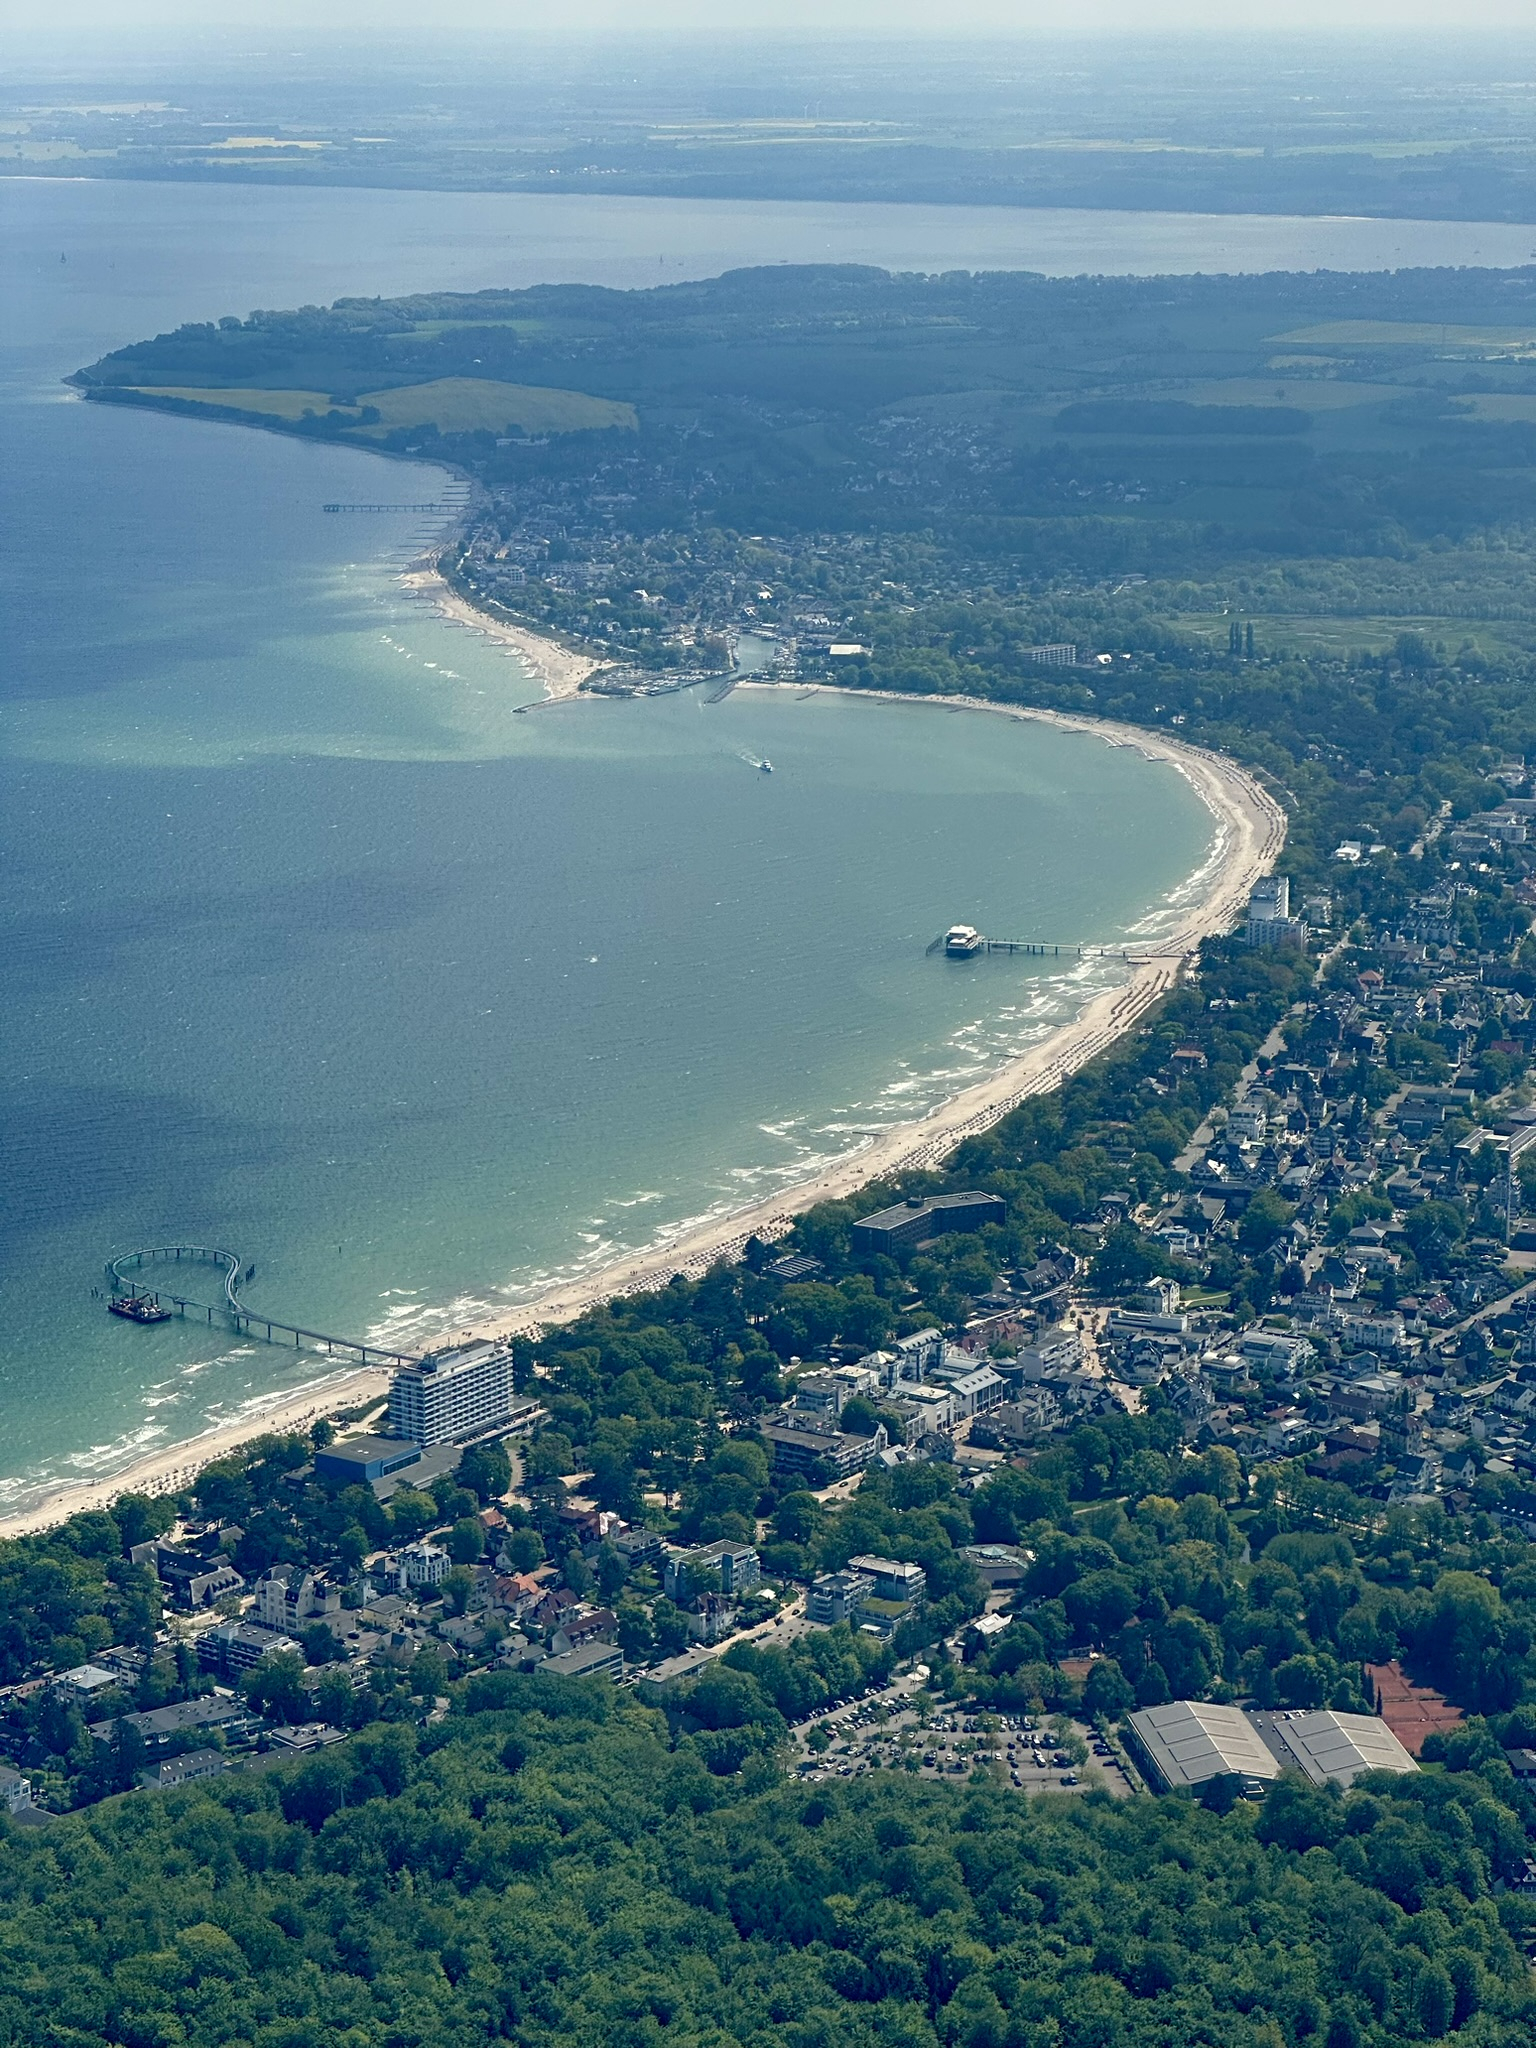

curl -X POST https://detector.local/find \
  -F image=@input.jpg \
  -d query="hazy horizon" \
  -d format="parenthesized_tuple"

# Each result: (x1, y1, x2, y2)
(6, 3, 1532, 47)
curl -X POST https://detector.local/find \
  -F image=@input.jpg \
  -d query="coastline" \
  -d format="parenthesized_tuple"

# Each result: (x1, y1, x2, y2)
(463, 682, 1285, 1339)
(0, 651, 1283, 1539)
(0, 1368, 393, 1539)
(398, 555, 599, 701)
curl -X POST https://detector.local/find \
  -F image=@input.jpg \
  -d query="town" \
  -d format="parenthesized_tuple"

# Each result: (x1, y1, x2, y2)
(9, 770, 1536, 1846)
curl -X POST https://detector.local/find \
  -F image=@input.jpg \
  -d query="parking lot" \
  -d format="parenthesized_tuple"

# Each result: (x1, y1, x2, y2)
(793, 1692, 1135, 1799)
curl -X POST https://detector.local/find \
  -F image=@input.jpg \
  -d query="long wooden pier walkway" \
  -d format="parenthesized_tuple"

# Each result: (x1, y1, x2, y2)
(925, 932, 1156, 962)
(322, 502, 455, 514)
(106, 1246, 420, 1368)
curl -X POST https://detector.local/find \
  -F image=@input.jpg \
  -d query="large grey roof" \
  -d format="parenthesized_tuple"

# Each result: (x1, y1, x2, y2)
(1256, 1710, 1419, 1787)
(1128, 1702, 1281, 1790)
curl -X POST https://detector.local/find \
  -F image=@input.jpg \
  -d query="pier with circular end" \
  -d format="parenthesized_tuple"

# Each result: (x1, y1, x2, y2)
(924, 931, 1157, 962)
(104, 1246, 420, 1368)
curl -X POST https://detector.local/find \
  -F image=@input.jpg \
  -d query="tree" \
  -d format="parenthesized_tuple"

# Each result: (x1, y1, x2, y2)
(501, 1527, 544, 1573)
(449, 1518, 486, 1566)
(279, 1750, 351, 1830)
(616, 1603, 654, 1662)
(457, 1439, 512, 1503)
(839, 1396, 886, 1437)
(1401, 1200, 1466, 1271)
(652, 1599, 690, 1657)
(594, 1542, 628, 1604)
(300, 1622, 343, 1666)
(1090, 1224, 1165, 1295)
(388, 1489, 439, 1539)
(772, 1492, 824, 1546)
(1064, 1571, 1139, 1640)
(443, 1567, 476, 1617)
(523, 1431, 574, 1484)
(1239, 1188, 1296, 1255)
(1082, 1656, 1135, 1719)
(563, 1547, 595, 1599)
(243, 1652, 309, 1726)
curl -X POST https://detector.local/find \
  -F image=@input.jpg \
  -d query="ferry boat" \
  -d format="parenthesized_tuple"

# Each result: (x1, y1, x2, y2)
(108, 1290, 172, 1325)
(944, 924, 983, 957)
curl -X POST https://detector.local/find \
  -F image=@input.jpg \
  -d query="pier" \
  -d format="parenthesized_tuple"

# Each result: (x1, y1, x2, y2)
(105, 1246, 420, 1368)
(925, 933, 1154, 962)
(322, 503, 456, 514)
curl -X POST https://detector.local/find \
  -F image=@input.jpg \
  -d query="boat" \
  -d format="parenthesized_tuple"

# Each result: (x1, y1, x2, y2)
(759, 759, 773, 774)
(108, 1289, 173, 1324)
(944, 924, 983, 957)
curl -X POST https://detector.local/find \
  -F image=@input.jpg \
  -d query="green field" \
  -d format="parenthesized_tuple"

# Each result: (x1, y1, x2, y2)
(1465, 393, 1536, 424)
(124, 376, 636, 437)
(355, 377, 636, 435)
(1270, 318, 1536, 351)
(1181, 612, 1536, 660)
(1181, 376, 1399, 410)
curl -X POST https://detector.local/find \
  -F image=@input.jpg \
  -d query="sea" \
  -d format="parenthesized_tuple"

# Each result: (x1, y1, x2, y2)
(1, 179, 1521, 1508)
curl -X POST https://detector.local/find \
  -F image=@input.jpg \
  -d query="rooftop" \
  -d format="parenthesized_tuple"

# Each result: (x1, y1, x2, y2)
(1128, 1701, 1281, 1792)
(1253, 1709, 1418, 1788)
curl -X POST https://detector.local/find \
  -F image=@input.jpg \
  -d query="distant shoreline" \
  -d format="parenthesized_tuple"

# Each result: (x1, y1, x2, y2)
(0, 629, 1283, 1538)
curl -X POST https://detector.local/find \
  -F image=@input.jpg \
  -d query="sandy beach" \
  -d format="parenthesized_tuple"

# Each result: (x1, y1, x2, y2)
(0, 1367, 393, 1539)
(461, 683, 1285, 1338)
(399, 555, 599, 701)
(0, 652, 1283, 1538)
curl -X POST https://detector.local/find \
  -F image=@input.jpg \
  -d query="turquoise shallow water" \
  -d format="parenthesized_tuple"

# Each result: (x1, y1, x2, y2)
(0, 178, 1318, 1506)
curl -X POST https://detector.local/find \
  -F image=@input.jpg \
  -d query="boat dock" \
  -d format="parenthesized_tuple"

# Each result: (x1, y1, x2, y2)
(104, 1246, 420, 1368)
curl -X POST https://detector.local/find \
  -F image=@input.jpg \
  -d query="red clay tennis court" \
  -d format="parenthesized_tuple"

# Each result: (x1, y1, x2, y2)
(1364, 1661, 1464, 1756)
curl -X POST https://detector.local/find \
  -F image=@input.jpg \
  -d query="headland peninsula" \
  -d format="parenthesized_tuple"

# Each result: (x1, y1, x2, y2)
(35, 251, 1536, 1528)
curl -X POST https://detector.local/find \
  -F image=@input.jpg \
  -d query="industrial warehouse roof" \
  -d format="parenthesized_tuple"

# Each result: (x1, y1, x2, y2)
(1253, 1709, 1419, 1788)
(1128, 1702, 1282, 1792)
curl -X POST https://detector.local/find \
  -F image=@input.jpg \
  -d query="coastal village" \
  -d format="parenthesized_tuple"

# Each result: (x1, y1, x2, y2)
(9, 758, 1536, 1838)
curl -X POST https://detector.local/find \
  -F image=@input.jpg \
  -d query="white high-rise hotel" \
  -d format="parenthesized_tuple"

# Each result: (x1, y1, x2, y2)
(388, 1339, 517, 1446)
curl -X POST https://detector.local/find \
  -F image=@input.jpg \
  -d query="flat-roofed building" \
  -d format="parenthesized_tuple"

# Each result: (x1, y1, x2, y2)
(663, 1540, 761, 1603)
(847, 1556, 926, 1606)
(761, 1411, 886, 1478)
(88, 1695, 258, 1750)
(315, 1434, 424, 1486)
(1253, 1709, 1419, 1788)
(1128, 1701, 1281, 1798)
(851, 1192, 1005, 1257)
(388, 1341, 530, 1447)
(138, 1749, 226, 1792)
(196, 1621, 302, 1677)
(806, 1568, 873, 1627)
(892, 1384, 956, 1435)
(542, 1641, 623, 1682)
